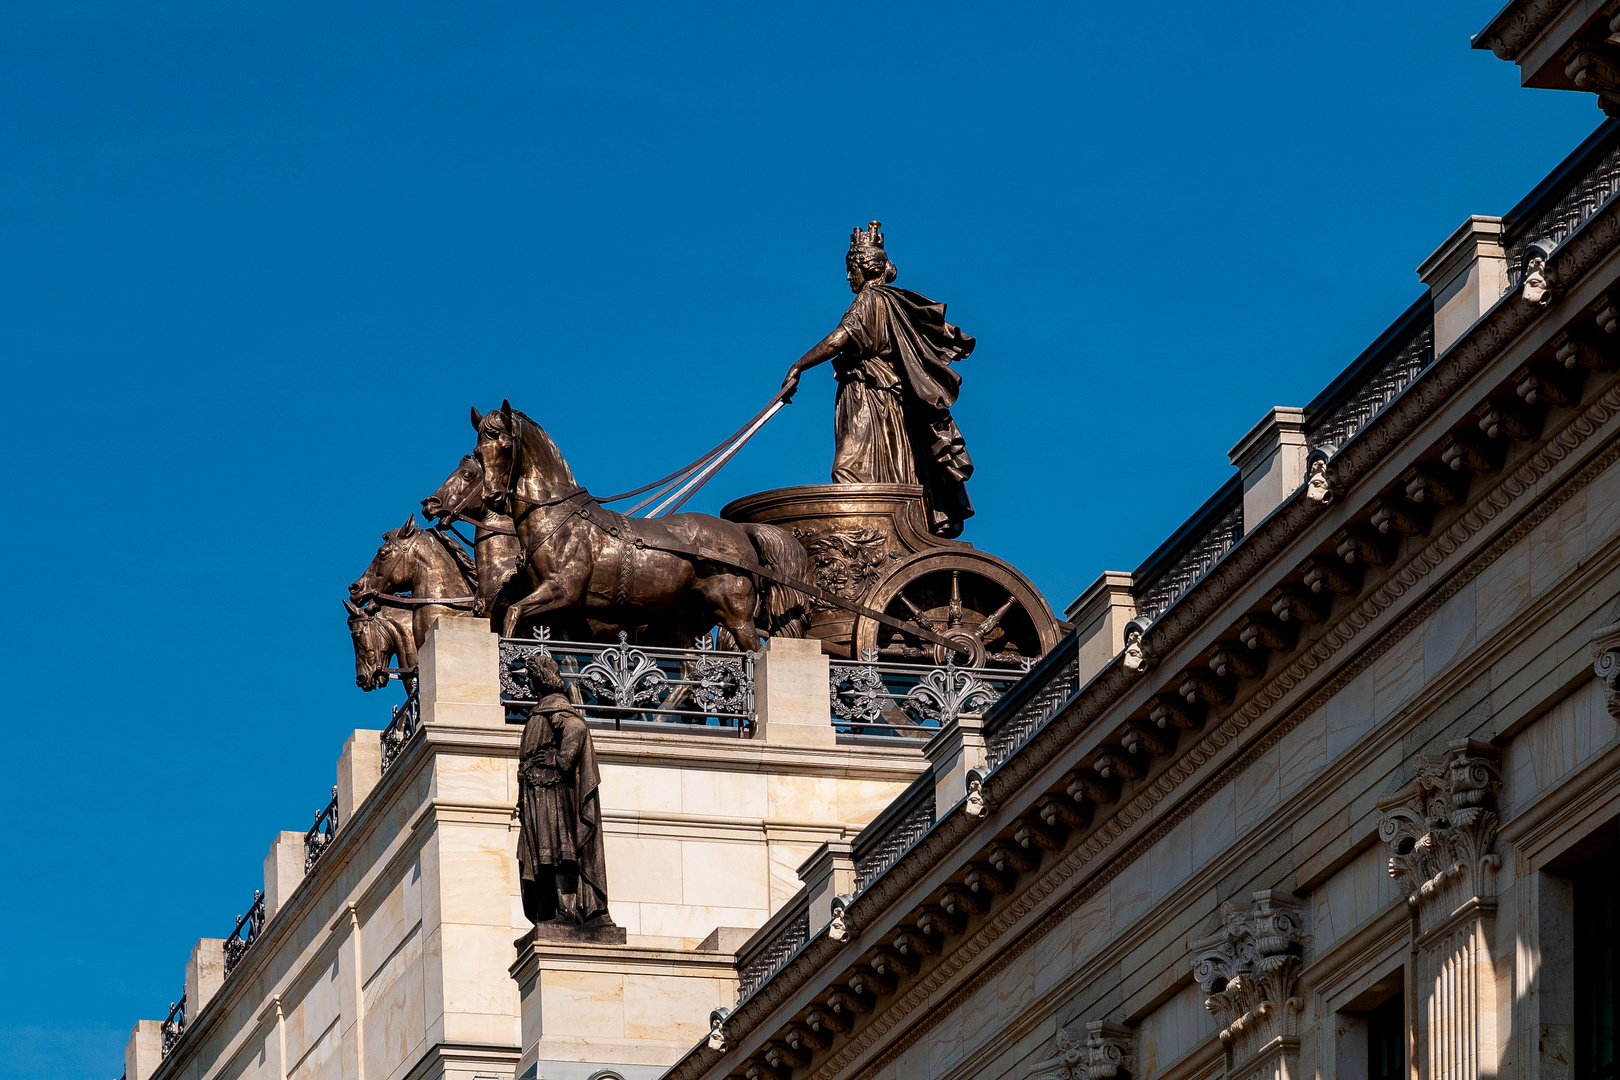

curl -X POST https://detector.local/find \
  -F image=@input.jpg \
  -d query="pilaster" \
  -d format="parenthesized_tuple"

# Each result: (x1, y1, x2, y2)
(262, 830, 307, 922)
(124, 1019, 164, 1080)
(1592, 596, 1620, 720)
(923, 712, 987, 811)
(1417, 217, 1507, 355)
(1377, 740, 1505, 1080)
(797, 841, 856, 933)
(1228, 408, 1308, 526)
(183, 938, 226, 1020)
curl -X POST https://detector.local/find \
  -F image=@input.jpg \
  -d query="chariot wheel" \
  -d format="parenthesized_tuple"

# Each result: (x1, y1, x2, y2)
(851, 549, 1060, 669)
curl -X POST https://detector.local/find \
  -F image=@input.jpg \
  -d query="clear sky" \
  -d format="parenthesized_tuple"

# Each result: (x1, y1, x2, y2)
(0, 2, 1599, 1076)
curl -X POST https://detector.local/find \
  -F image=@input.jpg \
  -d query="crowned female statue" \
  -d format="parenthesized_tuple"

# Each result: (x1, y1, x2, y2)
(782, 222, 976, 539)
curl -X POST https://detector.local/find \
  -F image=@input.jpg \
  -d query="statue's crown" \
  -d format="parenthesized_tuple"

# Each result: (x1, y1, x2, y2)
(849, 220, 885, 254)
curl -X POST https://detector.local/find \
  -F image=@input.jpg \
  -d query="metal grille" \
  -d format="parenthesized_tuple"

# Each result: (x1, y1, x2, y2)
(222, 890, 265, 977)
(829, 654, 1027, 738)
(380, 686, 420, 774)
(499, 631, 755, 732)
(737, 905, 809, 999)
(852, 790, 936, 892)
(1134, 504, 1244, 624)
(1507, 144, 1620, 286)
(1308, 323, 1434, 455)
(160, 993, 186, 1056)
(984, 652, 1081, 770)
(304, 787, 338, 872)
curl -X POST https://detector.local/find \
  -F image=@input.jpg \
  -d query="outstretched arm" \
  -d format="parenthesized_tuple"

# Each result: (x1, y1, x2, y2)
(781, 326, 851, 402)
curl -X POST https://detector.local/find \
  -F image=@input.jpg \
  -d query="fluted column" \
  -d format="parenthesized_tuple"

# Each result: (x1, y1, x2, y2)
(1376, 740, 1503, 1080)
(1190, 891, 1309, 1080)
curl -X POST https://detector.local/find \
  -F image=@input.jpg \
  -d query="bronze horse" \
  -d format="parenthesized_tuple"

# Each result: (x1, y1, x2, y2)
(420, 454, 527, 626)
(348, 515, 479, 649)
(471, 402, 809, 648)
(344, 599, 416, 691)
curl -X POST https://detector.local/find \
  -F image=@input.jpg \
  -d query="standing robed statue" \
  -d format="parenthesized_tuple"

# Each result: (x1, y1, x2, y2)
(515, 654, 615, 930)
(782, 221, 976, 539)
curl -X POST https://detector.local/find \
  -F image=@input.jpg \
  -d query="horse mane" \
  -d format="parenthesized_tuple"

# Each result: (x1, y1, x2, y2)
(426, 526, 479, 586)
(511, 409, 578, 488)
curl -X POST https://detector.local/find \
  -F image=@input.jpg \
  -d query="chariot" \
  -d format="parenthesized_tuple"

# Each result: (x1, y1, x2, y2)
(724, 483, 1062, 668)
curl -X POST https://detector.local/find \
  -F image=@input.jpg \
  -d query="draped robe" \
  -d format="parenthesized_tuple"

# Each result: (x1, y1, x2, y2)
(517, 693, 610, 923)
(831, 283, 975, 538)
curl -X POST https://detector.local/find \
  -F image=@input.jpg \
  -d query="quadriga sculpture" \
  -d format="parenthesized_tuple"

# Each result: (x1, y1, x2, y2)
(471, 401, 809, 649)
(348, 515, 477, 649)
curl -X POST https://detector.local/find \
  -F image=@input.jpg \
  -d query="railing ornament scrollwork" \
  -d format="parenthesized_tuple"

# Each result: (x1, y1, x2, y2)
(379, 685, 420, 774)
(499, 630, 756, 732)
(222, 889, 265, 978)
(828, 652, 1022, 738)
(736, 900, 810, 1000)
(160, 992, 186, 1057)
(304, 786, 339, 872)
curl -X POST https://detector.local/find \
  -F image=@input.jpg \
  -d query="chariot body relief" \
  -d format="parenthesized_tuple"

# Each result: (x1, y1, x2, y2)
(782, 222, 976, 539)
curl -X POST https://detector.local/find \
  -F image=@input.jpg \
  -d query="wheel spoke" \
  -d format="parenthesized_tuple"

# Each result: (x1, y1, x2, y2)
(973, 594, 1018, 641)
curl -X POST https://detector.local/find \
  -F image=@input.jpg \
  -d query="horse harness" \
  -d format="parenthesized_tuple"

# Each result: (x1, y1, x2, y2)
(511, 487, 973, 659)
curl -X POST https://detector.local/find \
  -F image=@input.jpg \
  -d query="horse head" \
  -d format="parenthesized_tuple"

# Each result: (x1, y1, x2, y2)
(344, 599, 399, 691)
(422, 454, 486, 524)
(348, 515, 422, 602)
(471, 399, 577, 511)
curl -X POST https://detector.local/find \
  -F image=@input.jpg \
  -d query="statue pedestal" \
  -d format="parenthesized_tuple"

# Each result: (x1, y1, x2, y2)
(516, 920, 628, 948)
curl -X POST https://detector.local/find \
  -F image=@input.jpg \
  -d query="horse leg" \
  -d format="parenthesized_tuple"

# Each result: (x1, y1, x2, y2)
(502, 565, 588, 638)
(702, 573, 762, 653)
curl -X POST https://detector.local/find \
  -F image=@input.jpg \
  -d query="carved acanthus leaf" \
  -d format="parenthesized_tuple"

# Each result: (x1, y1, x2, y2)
(1188, 891, 1307, 1062)
(1375, 740, 1504, 922)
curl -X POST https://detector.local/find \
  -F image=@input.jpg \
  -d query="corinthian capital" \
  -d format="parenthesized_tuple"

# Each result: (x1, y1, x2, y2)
(1188, 890, 1308, 1063)
(1593, 598, 1620, 721)
(1376, 740, 1503, 926)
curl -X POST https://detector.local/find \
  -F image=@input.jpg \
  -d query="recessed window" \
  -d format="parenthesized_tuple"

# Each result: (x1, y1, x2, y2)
(1577, 859, 1620, 1080)
(1367, 992, 1403, 1080)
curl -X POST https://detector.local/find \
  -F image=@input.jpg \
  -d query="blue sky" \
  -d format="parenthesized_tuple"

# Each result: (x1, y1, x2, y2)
(0, 3, 1599, 1076)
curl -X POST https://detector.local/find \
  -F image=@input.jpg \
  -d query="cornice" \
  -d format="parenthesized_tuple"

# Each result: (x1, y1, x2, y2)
(673, 219, 1620, 1080)
(1474, 0, 1571, 60)
(817, 401, 1620, 1080)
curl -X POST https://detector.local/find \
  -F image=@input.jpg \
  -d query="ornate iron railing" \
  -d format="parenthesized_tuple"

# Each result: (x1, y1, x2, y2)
(851, 774, 937, 892)
(736, 894, 810, 1000)
(1133, 491, 1243, 624)
(828, 653, 1028, 738)
(498, 630, 755, 732)
(1308, 320, 1434, 456)
(983, 649, 1082, 770)
(1505, 141, 1620, 287)
(380, 685, 421, 774)
(304, 786, 338, 872)
(223, 889, 265, 978)
(160, 993, 186, 1056)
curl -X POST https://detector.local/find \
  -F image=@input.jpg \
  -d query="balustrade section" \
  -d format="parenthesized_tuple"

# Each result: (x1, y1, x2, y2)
(499, 630, 756, 733)
(736, 893, 812, 1001)
(828, 653, 1027, 740)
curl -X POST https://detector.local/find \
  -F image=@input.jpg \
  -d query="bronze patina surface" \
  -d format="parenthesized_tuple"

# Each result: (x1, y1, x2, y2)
(782, 222, 975, 539)
(512, 653, 620, 938)
(723, 483, 1059, 665)
(471, 401, 811, 649)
